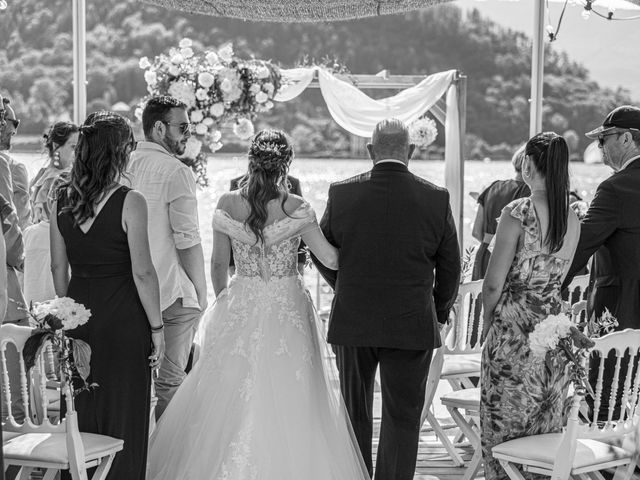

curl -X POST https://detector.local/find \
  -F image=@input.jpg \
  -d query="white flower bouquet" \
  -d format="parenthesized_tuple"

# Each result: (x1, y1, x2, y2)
(409, 117, 438, 149)
(23, 297, 96, 397)
(138, 39, 282, 186)
(529, 309, 618, 397)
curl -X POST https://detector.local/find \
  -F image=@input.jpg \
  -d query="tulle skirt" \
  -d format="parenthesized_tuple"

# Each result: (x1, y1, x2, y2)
(147, 275, 370, 480)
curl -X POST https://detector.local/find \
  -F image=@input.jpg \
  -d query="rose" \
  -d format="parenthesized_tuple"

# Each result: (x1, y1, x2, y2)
(209, 142, 223, 152)
(139, 56, 151, 69)
(190, 110, 204, 123)
(256, 65, 270, 79)
(249, 84, 261, 94)
(134, 107, 143, 122)
(181, 47, 194, 59)
(168, 65, 180, 77)
(210, 129, 222, 142)
(209, 103, 225, 117)
(203, 117, 214, 126)
(263, 82, 274, 95)
(218, 44, 234, 63)
(205, 51, 219, 65)
(171, 53, 185, 65)
(233, 118, 255, 140)
(144, 70, 157, 85)
(168, 80, 196, 108)
(198, 72, 215, 88)
(181, 137, 202, 158)
(195, 88, 209, 101)
(195, 123, 208, 135)
(255, 91, 268, 104)
(179, 38, 193, 48)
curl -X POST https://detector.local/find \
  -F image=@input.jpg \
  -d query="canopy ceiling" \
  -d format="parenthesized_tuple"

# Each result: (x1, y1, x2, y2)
(138, 0, 453, 22)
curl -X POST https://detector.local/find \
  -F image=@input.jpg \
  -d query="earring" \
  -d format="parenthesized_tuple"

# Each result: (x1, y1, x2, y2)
(523, 169, 530, 178)
(53, 151, 61, 168)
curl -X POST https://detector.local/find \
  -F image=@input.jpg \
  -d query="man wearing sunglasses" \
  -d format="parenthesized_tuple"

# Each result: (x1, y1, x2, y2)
(0, 98, 31, 229)
(127, 95, 207, 420)
(0, 93, 16, 220)
(563, 105, 640, 330)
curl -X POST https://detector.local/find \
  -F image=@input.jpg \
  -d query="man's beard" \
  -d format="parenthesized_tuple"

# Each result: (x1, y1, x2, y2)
(0, 137, 10, 151)
(164, 132, 186, 156)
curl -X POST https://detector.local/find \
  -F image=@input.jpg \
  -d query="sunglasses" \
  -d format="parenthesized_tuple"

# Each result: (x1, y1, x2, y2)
(162, 121, 192, 135)
(597, 132, 619, 148)
(0, 109, 5, 125)
(6, 118, 19, 129)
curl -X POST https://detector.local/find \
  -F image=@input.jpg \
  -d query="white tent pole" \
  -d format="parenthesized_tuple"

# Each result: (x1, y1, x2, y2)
(72, 0, 87, 124)
(530, 0, 545, 137)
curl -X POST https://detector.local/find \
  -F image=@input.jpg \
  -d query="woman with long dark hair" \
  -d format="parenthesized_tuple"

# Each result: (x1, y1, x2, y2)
(148, 129, 369, 480)
(479, 132, 581, 480)
(51, 111, 164, 480)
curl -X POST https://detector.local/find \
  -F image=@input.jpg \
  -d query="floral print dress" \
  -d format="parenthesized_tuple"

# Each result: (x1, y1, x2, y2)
(480, 197, 572, 480)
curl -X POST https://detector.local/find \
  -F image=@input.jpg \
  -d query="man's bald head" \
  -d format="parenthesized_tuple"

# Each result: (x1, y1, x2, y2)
(367, 118, 414, 164)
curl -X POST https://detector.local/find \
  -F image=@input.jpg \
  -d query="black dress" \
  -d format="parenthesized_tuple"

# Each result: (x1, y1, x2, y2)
(57, 185, 151, 480)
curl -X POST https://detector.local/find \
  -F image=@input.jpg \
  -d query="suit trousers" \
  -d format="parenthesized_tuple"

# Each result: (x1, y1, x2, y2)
(334, 345, 432, 480)
(155, 299, 201, 420)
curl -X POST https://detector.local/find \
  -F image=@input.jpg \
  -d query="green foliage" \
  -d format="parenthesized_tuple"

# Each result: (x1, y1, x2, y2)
(0, 0, 634, 154)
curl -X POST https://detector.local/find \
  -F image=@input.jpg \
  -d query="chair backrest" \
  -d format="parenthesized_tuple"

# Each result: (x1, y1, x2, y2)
(445, 280, 483, 354)
(0, 323, 66, 433)
(567, 274, 590, 303)
(570, 300, 587, 327)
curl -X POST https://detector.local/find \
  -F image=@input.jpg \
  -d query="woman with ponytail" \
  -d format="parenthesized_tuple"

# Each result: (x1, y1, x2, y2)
(51, 111, 164, 480)
(148, 129, 370, 480)
(479, 132, 581, 480)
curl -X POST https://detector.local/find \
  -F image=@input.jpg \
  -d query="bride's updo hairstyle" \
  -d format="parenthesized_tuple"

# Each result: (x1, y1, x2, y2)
(241, 129, 294, 244)
(61, 111, 134, 226)
(525, 131, 570, 254)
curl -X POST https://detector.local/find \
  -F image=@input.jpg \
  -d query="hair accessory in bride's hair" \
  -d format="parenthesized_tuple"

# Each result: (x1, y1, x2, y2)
(249, 135, 293, 173)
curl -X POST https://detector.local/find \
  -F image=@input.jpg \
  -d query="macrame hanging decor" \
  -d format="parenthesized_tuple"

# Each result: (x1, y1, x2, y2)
(138, 0, 453, 22)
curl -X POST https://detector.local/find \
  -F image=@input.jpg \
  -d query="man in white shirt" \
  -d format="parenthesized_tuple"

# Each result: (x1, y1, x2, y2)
(127, 96, 207, 419)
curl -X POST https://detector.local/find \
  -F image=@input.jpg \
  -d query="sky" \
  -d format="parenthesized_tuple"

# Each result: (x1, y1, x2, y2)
(455, 0, 640, 100)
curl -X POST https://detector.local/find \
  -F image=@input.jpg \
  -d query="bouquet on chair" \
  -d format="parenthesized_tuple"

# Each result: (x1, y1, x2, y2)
(22, 297, 96, 397)
(528, 309, 618, 397)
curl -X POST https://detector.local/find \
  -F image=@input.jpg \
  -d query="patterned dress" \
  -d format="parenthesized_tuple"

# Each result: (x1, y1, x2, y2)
(480, 197, 572, 480)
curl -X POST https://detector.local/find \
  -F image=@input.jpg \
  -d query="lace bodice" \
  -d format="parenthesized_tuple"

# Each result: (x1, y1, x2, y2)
(212, 203, 317, 280)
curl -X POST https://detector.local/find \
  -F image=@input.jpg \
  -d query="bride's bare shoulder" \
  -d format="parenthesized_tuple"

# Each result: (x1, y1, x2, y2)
(283, 194, 306, 213)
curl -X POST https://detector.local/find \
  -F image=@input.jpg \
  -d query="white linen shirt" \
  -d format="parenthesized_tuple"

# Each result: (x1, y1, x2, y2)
(126, 141, 201, 311)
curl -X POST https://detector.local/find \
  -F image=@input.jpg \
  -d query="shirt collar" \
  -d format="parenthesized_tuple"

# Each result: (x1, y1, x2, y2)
(136, 140, 175, 157)
(619, 154, 640, 172)
(374, 159, 407, 166)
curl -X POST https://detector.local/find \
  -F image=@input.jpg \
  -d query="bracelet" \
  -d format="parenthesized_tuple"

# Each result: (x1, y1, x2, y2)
(150, 324, 164, 332)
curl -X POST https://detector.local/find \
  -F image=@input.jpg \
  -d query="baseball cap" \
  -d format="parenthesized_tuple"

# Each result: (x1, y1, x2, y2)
(586, 105, 640, 138)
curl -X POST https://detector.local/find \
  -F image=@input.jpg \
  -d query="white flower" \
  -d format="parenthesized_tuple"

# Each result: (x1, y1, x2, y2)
(409, 117, 438, 148)
(144, 70, 157, 86)
(218, 68, 243, 102)
(190, 110, 204, 123)
(198, 72, 215, 88)
(138, 56, 151, 69)
(256, 65, 270, 79)
(218, 43, 234, 63)
(263, 82, 274, 95)
(134, 107, 143, 122)
(171, 53, 185, 65)
(233, 118, 255, 140)
(168, 80, 196, 108)
(195, 123, 208, 135)
(168, 65, 180, 77)
(249, 84, 261, 94)
(179, 38, 193, 49)
(209, 141, 223, 152)
(209, 103, 225, 117)
(180, 47, 194, 59)
(195, 88, 209, 101)
(265, 101, 274, 109)
(181, 137, 202, 159)
(205, 51, 219, 65)
(35, 297, 91, 331)
(529, 313, 574, 361)
(255, 91, 268, 104)
(202, 117, 214, 126)
(210, 129, 222, 141)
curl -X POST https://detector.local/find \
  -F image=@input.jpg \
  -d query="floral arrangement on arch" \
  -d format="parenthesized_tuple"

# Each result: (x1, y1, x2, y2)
(409, 116, 438, 150)
(138, 39, 283, 186)
(22, 297, 96, 397)
(529, 309, 618, 397)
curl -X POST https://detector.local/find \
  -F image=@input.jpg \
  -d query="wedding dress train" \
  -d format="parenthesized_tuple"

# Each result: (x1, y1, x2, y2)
(147, 203, 369, 480)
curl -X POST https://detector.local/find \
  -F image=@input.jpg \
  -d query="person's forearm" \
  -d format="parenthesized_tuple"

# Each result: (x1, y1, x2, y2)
(132, 268, 163, 329)
(52, 264, 70, 297)
(482, 284, 501, 325)
(211, 260, 228, 297)
(178, 243, 207, 303)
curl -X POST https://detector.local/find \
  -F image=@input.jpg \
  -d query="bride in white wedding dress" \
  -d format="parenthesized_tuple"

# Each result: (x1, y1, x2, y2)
(147, 130, 370, 480)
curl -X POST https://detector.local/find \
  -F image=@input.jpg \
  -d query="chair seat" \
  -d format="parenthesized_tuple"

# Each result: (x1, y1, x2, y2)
(442, 353, 481, 377)
(3, 431, 124, 465)
(492, 433, 631, 470)
(440, 387, 480, 410)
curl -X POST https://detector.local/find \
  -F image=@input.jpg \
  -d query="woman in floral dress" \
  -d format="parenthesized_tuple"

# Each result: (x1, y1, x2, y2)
(480, 132, 581, 480)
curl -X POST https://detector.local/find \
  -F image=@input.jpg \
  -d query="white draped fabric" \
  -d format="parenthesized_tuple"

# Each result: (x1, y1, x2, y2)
(275, 67, 463, 234)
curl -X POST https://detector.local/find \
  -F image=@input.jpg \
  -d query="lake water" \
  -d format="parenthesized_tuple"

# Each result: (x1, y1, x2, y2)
(12, 152, 611, 305)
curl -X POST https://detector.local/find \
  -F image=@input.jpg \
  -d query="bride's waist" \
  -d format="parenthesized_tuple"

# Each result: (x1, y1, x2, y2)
(232, 273, 302, 284)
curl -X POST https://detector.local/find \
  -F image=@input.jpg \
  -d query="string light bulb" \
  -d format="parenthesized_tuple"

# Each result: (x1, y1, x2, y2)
(0, 0, 7, 10)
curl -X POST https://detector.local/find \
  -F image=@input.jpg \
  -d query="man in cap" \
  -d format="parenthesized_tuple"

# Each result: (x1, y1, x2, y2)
(564, 105, 640, 329)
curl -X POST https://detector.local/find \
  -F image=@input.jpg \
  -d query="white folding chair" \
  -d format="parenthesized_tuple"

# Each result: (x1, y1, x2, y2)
(567, 274, 590, 304)
(1, 323, 124, 480)
(492, 329, 640, 480)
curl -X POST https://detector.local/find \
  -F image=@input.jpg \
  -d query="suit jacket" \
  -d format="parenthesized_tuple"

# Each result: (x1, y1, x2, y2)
(313, 162, 461, 350)
(563, 159, 640, 330)
(229, 174, 306, 266)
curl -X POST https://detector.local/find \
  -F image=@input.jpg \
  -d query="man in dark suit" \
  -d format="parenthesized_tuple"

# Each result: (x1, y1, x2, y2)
(563, 105, 640, 328)
(313, 119, 460, 480)
(229, 174, 307, 274)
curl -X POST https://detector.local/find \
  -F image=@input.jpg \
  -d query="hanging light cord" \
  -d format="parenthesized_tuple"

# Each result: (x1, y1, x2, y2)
(546, 0, 569, 41)
(585, 0, 640, 20)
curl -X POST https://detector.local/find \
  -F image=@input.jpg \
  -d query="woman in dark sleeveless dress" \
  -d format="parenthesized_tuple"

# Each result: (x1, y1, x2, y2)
(50, 111, 165, 480)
